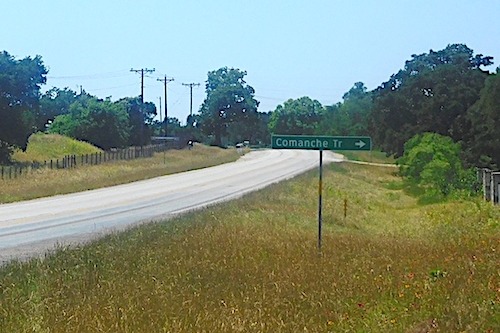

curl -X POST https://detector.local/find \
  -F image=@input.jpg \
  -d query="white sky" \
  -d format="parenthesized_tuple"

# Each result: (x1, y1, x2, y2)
(2, 0, 499, 123)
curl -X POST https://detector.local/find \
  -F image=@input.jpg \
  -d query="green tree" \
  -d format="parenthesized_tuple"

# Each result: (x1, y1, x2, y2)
(398, 133, 473, 196)
(37, 87, 80, 131)
(152, 116, 181, 137)
(253, 111, 272, 146)
(0, 51, 47, 163)
(166, 117, 182, 132)
(116, 97, 156, 146)
(370, 44, 492, 157)
(49, 96, 130, 149)
(268, 96, 324, 135)
(464, 70, 500, 168)
(318, 82, 372, 136)
(198, 67, 259, 146)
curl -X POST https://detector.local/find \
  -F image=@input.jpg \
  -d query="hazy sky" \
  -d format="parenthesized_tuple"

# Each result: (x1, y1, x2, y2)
(3, 0, 499, 123)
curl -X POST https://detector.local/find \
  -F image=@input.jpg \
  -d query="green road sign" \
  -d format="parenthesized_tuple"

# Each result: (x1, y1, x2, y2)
(271, 135, 372, 151)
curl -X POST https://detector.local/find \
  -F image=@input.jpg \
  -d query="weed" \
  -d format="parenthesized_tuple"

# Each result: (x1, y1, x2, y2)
(0, 159, 498, 332)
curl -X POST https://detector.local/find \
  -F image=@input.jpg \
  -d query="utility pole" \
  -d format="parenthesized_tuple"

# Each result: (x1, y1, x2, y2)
(130, 68, 155, 146)
(157, 75, 174, 137)
(130, 68, 155, 103)
(182, 82, 200, 117)
(158, 96, 162, 135)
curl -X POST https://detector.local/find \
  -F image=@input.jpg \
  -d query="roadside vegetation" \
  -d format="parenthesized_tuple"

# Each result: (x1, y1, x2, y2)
(1, 42, 499, 332)
(2, 44, 499, 172)
(0, 135, 241, 203)
(341, 150, 395, 165)
(12, 133, 102, 163)
(0, 161, 498, 332)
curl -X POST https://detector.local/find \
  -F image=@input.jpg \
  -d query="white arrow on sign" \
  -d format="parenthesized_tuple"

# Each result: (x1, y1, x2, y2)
(355, 140, 366, 149)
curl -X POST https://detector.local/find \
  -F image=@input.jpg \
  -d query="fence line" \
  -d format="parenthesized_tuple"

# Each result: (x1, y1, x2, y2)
(1, 144, 174, 181)
(477, 168, 500, 205)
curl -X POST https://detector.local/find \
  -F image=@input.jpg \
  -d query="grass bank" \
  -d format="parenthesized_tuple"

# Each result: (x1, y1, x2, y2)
(0, 162, 498, 332)
(1, 143, 241, 203)
(341, 150, 396, 164)
(12, 133, 102, 162)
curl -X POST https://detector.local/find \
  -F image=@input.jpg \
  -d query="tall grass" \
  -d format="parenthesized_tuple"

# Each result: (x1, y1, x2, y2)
(341, 150, 395, 164)
(0, 162, 498, 332)
(0, 144, 240, 203)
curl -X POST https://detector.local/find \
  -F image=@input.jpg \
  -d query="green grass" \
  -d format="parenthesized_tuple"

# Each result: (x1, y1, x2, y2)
(12, 133, 102, 162)
(0, 162, 498, 332)
(342, 150, 396, 164)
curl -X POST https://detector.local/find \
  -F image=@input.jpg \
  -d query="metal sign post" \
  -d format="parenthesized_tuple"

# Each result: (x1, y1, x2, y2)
(271, 134, 372, 251)
(318, 149, 323, 251)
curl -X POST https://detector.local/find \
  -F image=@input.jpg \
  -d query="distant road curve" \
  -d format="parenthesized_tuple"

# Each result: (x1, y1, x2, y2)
(0, 149, 341, 263)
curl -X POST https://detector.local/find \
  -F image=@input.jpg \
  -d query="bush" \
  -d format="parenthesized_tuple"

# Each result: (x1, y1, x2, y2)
(398, 133, 477, 196)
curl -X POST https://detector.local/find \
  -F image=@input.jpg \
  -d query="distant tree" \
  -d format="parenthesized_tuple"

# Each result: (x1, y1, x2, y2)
(254, 111, 272, 145)
(222, 111, 270, 145)
(0, 51, 47, 163)
(152, 116, 182, 137)
(165, 117, 182, 135)
(317, 102, 341, 133)
(49, 97, 130, 149)
(318, 82, 373, 136)
(185, 114, 196, 128)
(37, 87, 80, 131)
(464, 70, 500, 168)
(198, 67, 259, 146)
(268, 96, 324, 135)
(117, 97, 156, 146)
(370, 44, 493, 157)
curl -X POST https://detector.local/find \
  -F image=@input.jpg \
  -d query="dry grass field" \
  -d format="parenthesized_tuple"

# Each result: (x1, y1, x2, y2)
(1, 141, 241, 203)
(0, 161, 498, 332)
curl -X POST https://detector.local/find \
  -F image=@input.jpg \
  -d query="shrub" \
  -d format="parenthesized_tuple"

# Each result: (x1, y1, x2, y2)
(398, 133, 477, 196)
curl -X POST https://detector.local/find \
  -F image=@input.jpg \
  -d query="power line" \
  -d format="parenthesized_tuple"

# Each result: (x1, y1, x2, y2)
(157, 75, 174, 136)
(130, 68, 155, 103)
(182, 82, 201, 117)
(83, 83, 137, 92)
(130, 68, 155, 146)
(47, 69, 130, 80)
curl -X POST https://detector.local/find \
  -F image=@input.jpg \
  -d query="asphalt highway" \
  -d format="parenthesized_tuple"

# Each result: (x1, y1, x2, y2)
(0, 149, 341, 263)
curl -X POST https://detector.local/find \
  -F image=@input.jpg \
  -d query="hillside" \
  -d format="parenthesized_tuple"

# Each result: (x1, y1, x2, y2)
(12, 133, 102, 163)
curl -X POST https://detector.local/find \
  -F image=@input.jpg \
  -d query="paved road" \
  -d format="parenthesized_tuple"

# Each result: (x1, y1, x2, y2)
(0, 149, 340, 263)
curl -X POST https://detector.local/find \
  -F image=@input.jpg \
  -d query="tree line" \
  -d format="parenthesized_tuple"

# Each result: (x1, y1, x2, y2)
(0, 50, 158, 163)
(1, 44, 499, 173)
(268, 44, 499, 170)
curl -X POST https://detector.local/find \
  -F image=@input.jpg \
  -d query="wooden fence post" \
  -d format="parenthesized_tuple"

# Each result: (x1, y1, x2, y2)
(491, 172, 500, 204)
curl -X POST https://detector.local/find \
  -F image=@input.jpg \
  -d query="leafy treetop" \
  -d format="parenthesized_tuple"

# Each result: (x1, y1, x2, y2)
(0, 51, 47, 163)
(198, 67, 259, 146)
